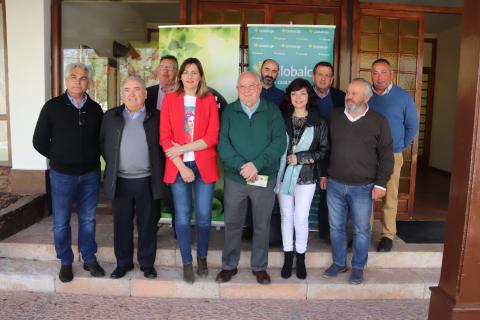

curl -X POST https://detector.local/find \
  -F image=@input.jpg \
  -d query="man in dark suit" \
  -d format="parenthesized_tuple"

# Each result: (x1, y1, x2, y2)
(312, 61, 346, 241)
(145, 55, 178, 111)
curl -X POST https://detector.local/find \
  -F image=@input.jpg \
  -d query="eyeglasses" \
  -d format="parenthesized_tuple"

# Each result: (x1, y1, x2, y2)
(159, 64, 177, 71)
(238, 84, 259, 91)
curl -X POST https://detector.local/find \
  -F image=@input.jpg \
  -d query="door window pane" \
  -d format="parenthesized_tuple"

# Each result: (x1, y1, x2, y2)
(224, 11, 242, 24)
(361, 16, 379, 33)
(360, 34, 379, 51)
(203, 10, 221, 24)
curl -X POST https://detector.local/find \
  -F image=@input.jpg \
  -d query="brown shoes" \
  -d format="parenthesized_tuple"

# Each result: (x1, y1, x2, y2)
(252, 270, 271, 285)
(215, 268, 238, 283)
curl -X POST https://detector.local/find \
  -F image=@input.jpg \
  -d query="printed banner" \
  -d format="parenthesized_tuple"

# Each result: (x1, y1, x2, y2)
(158, 25, 241, 103)
(247, 24, 336, 91)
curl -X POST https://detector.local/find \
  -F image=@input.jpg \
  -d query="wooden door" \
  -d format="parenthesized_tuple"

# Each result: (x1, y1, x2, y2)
(352, 5, 424, 219)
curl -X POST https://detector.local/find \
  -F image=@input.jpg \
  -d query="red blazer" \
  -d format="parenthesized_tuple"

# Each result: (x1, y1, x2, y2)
(160, 92, 219, 183)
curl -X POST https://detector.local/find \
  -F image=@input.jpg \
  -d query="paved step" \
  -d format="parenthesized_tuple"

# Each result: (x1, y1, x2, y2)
(0, 215, 443, 269)
(0, 258, 439, 300)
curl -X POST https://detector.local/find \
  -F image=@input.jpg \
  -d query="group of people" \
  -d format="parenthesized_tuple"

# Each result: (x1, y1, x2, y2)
(32, 53, 418, 286)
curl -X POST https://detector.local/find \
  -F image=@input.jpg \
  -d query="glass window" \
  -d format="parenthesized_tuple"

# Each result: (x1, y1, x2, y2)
(62, 1, 180, 110)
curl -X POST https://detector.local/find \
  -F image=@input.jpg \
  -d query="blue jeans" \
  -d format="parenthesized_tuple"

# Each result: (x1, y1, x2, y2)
(327, 179, 373, 270)
(171, 161, 215, 265)
(49, 169, 100, 265)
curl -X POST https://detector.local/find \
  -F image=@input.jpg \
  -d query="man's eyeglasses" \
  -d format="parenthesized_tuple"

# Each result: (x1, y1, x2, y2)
(238, 84, 259, 91)
(159, 64, 177, 71)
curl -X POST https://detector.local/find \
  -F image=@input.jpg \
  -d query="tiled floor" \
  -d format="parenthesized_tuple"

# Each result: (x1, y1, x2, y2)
(0, 290, 429, 320)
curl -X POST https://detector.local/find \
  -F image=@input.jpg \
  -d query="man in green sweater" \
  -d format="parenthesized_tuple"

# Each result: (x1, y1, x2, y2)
(216, 72, 286, 285)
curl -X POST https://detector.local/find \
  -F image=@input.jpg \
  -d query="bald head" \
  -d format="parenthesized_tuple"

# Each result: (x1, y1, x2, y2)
(237, 72, 262, 108)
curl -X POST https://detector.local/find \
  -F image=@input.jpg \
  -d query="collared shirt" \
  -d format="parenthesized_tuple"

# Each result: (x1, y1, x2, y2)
(156, 85, 174, 110)
(374, 82, 393, 96)
(344, 106, 369, 122)
(240, 100, 260, 119)
(67, 92, 87, 109)
(314, 87, 330, 99)
(124, 105, 146, 120)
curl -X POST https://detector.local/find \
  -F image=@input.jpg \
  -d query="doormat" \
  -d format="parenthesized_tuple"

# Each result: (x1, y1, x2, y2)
(396, 221, 445, 243)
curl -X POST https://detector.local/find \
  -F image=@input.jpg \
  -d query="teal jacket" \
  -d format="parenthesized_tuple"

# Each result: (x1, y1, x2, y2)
(218, 98, 287, 184)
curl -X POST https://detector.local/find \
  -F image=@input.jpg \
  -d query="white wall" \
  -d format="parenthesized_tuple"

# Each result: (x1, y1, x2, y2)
(6, 0, 51, 170)
(428, 24, 462, 172)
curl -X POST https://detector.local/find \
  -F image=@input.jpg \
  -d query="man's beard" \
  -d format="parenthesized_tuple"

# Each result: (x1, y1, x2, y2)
(345, 101, 362, 113)
(262, 75, 275, 86)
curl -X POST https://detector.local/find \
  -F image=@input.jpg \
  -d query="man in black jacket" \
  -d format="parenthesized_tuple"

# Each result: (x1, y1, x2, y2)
(145, 55, 178, 111)
(100, 76, 166, 279)
(33, 62, 105, 283)
(312, 61, 346, 241)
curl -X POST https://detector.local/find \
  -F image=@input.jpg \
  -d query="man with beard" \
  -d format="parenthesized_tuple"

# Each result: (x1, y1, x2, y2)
(259, 59, 284, 108)
(323, 78, 393, 285)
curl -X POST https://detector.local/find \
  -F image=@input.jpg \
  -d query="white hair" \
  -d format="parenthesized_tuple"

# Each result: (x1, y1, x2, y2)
(121, 76, 146, 90)
(64, 62, 92, 82)
(351, 78, 373, 97)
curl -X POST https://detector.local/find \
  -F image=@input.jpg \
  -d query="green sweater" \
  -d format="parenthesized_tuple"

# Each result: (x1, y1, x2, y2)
(219, 98, 287, 184)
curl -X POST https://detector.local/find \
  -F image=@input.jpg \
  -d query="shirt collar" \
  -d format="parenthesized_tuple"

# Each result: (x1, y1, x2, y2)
(124, 105, 146, 120)
(66, 92, 87, 109)
(240, 100, 260, 119)
(314, 87, 330, 99)
(344, 105, 369, 122)
(374, 82, 393, 96)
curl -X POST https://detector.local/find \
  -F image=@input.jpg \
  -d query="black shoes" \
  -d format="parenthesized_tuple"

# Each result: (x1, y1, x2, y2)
(215, 268, 238, 283)
(252, 270, 271, 285)
(281, 251, 293, 279)
(59, 264, 73, 283)
(377, 237, 393, 252)
(183, 264, 195, 284)
(295, 252, 307, 279)
(197, 258, 208, 277)
(110, 266, 134, 279)
(83, 261, 105, 277)
(140, 266, 157, 279)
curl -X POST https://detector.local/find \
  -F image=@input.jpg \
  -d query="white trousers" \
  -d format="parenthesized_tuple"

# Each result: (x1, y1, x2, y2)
(278, 183, 316, 254)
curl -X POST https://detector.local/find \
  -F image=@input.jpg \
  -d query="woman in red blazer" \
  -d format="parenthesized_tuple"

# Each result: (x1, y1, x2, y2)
(160, 57, 219, 284)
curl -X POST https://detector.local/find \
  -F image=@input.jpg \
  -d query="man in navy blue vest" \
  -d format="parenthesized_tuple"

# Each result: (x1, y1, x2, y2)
(312, 61, 345, 241)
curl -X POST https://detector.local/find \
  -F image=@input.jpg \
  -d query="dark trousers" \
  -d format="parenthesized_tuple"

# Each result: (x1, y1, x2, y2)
(318, 189, 329, 237)
(112, 176, 160, 269)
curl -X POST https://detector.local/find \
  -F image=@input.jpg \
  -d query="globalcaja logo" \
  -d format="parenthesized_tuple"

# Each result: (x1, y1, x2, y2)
(280, 65, 313, 78)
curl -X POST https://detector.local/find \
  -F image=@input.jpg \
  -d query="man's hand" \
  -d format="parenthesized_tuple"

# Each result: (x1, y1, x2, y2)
(240, 162, 258, 181)
(287, 154, 297, 166)
(165, 141, 184, 160)
(372, 187, 386, 200)
(319, 177, 327, 190)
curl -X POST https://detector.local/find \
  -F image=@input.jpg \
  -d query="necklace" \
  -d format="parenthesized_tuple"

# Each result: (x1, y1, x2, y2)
(291, 114, 307, 152)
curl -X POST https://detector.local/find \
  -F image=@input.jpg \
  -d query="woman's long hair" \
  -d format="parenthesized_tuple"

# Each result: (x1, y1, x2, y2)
(280, 78, 317, 116)
(175, 57, 209, 98)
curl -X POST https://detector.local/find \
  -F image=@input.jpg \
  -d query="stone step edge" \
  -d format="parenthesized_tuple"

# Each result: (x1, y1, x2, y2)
(0, 242, 443, 269)
(0, 258, 439, 300)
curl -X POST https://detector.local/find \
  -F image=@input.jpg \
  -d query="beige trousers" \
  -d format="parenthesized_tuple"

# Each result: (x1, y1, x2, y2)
(380, 152, 403, 239)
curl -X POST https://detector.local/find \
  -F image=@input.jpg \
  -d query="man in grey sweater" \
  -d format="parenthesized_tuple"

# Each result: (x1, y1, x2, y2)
(99, 76, 166, 279)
